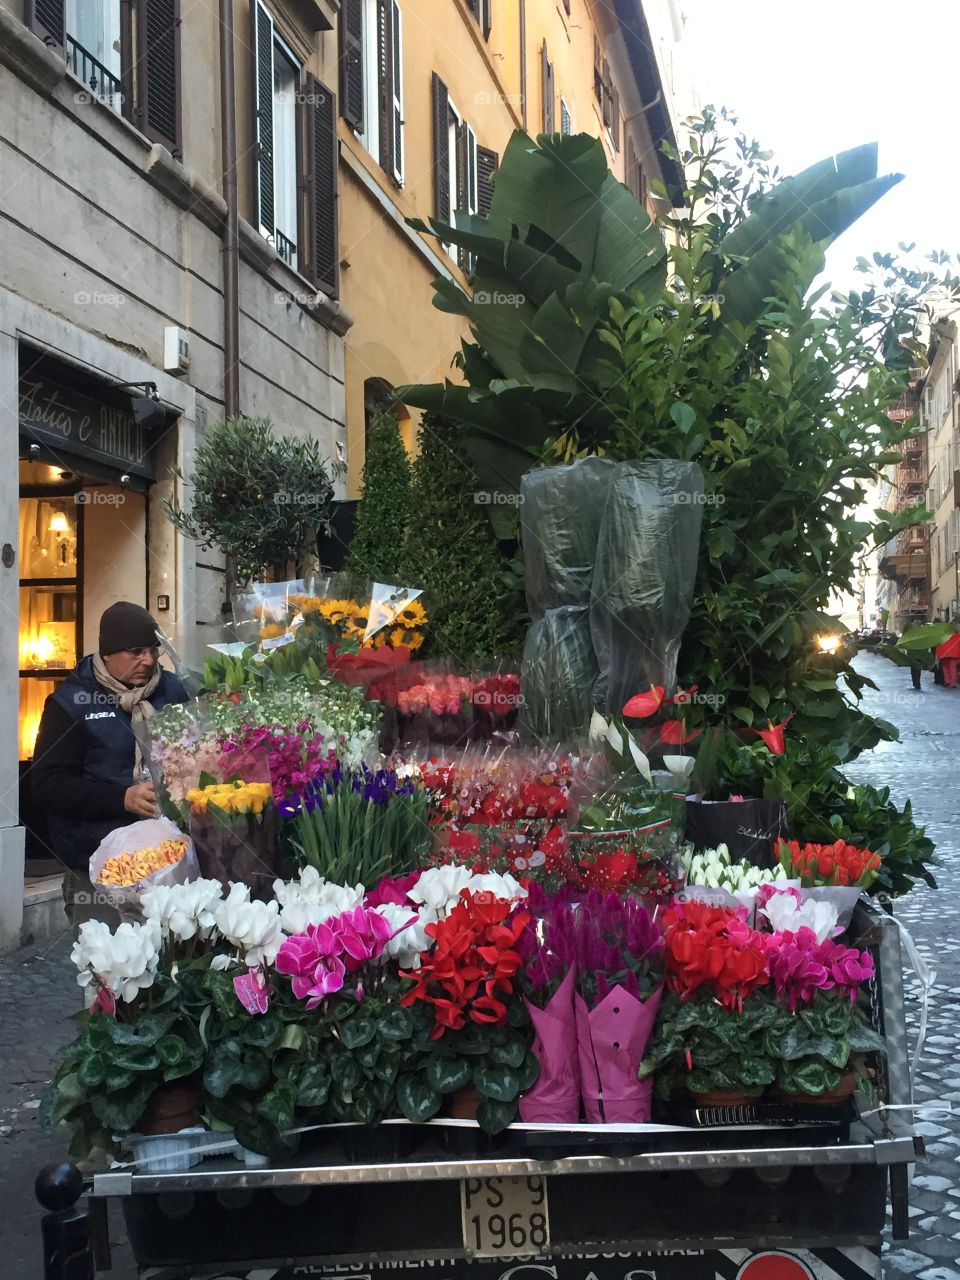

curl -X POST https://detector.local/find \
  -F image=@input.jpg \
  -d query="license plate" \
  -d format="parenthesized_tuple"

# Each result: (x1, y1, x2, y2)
(461, 1175, 550, 1257)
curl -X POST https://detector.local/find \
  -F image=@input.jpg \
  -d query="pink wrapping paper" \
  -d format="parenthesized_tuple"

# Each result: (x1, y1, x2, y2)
(519, 968, 581, 1123)
(575, 985, 663, 1123)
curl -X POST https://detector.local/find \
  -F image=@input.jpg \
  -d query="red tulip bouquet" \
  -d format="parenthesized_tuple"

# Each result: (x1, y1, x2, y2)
(573, 890, 664, 1122)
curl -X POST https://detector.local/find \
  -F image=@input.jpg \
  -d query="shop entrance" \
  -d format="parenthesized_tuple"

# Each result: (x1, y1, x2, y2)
(17, 349, 172, 864)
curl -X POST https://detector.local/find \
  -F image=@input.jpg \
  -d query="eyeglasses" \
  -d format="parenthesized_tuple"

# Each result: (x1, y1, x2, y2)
(123, 645, 161, 659)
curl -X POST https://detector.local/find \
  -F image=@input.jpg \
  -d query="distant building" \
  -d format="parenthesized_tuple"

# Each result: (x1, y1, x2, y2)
(922, 317, 960, 623)
(878, 378, 932, 631)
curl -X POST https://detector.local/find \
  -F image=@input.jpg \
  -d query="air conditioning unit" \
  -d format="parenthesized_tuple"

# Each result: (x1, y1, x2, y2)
(927, 487, 937, 511)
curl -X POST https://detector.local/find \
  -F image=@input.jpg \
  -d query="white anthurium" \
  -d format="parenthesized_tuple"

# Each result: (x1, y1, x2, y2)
(71, 919, 162, 1004)
(588, 710, 610, 745)
(409, 865, 473, 915)
(627, 733, 652, 782)
(141, 878, 225, 942)
(373, 902, 433, 969)
(214, 882, 284, 967)
(605, 721, 624, 755)
(760, 891, 839, 943)
(663, 755, 696, 781)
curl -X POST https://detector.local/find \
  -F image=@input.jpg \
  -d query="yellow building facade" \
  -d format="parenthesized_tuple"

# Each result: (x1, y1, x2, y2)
(336, 0, 686, 493)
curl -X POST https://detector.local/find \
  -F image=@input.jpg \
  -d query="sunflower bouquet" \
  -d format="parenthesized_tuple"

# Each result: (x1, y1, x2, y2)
(288, 581, 428, 653)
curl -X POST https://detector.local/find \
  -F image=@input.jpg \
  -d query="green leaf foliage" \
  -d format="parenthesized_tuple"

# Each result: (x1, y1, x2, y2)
(163, 416, 335, 581)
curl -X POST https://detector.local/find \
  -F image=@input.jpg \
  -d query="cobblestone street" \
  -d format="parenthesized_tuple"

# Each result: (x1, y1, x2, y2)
(0, 650, 957, 1280)
(845, 652, 960, 1279)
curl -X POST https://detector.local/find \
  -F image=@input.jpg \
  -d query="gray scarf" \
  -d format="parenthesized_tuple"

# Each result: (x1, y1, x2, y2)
(92, 653, 161, 774)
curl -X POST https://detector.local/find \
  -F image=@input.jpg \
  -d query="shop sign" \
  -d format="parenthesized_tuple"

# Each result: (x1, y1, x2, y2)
(18, 375, 170, 480)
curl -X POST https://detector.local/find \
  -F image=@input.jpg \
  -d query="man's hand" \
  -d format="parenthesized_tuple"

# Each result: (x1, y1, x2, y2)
(124, 781, 157, 818)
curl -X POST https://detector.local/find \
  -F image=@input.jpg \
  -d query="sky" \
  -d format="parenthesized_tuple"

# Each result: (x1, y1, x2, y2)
(681, 0, 960, 290)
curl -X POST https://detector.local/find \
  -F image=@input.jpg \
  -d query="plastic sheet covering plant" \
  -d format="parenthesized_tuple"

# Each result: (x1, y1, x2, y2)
(590, 459, 704, 716)
(519, 458, 703, 740)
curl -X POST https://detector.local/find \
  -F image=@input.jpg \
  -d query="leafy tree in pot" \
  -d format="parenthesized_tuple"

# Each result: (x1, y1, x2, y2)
(164, 416, 335, 584)
(344, 411, 414, 585)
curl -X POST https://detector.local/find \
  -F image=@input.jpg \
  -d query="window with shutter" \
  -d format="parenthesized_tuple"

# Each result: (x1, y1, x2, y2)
(305, 74, 339, 297)
(251, 4, 303, 270)
(136, 0, 182, 155)
(432, 72, 450, 222)
(560, 99, 571, 136)
(27, 0, 65, 52)
(593, 34, 603, 104)
(390, 0, 403, 183)
(600, 58, 612, 127)
(376, 0, 393, 175)
(610, 84, 620, 152)
(60, 0, 125, 111)
(476, 145, 498, 217)
(458, 123, 477, 274)
(464, 0, 491, 37)
(541, 42, 554, 135)
(251, 0, 276, 241)
(351, 0, 403, 184)
(339, 0, 365, 130)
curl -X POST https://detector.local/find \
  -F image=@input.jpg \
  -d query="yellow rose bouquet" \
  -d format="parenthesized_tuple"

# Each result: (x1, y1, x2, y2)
(187, 778, 281, 900)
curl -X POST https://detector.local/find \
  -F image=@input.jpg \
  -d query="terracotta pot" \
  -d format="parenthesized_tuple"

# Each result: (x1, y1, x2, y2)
(135, 1081, 204, 1135)
(773, 1071, 858, 1106)
(446, 1085, 483, 1121)
(689, 1087, 762, 1107)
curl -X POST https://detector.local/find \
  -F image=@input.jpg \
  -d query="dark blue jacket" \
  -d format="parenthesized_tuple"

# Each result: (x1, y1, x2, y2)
(31, 655, 188, 869)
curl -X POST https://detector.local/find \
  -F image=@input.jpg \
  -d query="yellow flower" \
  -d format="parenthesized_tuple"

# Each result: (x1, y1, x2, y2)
(259, 622, 286, 639)
(397, 600, 427, 628)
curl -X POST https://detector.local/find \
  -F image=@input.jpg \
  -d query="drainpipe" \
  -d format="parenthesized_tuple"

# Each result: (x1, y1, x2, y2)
(219, 0, 241, 419)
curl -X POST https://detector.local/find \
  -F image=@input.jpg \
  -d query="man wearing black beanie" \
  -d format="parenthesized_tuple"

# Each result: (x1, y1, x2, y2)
(31, 601, 189, 927)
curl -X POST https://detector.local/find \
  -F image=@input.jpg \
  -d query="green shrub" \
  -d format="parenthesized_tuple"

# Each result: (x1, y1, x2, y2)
(345, 411, 414, 585)
(404, 414, 525, 663)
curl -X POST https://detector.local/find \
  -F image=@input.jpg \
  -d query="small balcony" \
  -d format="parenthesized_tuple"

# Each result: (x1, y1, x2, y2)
(66, 35, 122, 112)
(275, 230, 297, 270)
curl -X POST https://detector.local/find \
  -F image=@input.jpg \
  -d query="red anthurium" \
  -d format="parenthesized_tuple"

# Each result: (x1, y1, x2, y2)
(622, 685, 668, 718)
(656, 720, 703, 747)
(749, 716, 792, 755)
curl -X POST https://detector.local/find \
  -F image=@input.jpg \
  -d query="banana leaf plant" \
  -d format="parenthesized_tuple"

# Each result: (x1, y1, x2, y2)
(398, 129, 902, 530)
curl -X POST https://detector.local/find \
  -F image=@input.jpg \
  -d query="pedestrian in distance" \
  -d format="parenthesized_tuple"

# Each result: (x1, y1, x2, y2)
(30, 602, 189, 928)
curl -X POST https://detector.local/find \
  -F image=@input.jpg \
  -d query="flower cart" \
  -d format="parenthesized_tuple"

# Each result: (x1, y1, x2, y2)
(38, 892, 918, 1280)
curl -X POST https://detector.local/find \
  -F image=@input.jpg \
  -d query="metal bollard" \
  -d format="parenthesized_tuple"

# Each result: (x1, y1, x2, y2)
(35, 1162, 95, 1280)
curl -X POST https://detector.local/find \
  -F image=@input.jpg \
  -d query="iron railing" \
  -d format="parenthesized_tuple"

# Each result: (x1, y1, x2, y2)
(275, 230, 297, 269)
(66, 35, 122, 109)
